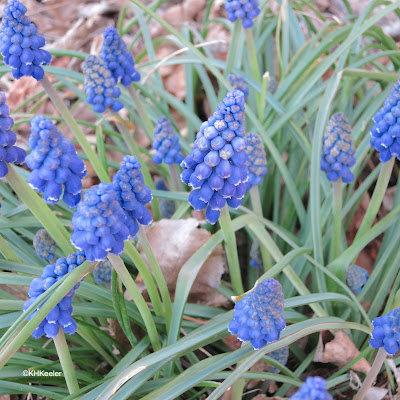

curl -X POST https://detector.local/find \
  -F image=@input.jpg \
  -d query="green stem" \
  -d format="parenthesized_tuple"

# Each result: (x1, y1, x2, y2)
(40, 75, 109, 183)
(245, 29, 262, 112)
(108, 253, 161, 351)
(137, 226, 172, 331)
(6, 165, 74, 255)
(331, 179, 343, 261)
(257, 72, 270, 122)
(219, 206, 244, 294)
(224, 21, 241, 76)
(0, 233, 21, 262)
(53, 330, 80, 394)
(167, 164, 182, 192)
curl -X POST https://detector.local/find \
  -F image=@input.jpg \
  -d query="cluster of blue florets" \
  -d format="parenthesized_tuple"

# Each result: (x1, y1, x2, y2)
(245, 132, 267, 190)
(152, 117, 184, 165)
(370, 308, 400, 355)
(249, 240, 262, 268)
(83, 55, 124, 114)
(111, 155, 153, 238)
(228, 74, 249, 99)
(71, 182, 130, 262)
(346, 264, 369, 294)
(155, 178, 176, 219)
(93, 259, 112, 285)
(100, 27, 140, 87)
(290, 377, 332, 400)
(268, 346, 289, 373)
(0, 0, 51, 80)
(23, 250, 86, 338)
(33, 229, 57, 261)
(25, 115, 87, 208)
(320, 113, 356, 183)
(228, 278, 285, 350)
(181, 90, 248, 225)
(371, 79, 400, 162)
(225, 0, 260, 28)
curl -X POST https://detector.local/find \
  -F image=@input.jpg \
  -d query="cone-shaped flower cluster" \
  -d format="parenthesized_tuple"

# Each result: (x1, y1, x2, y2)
(228, 74, 249, 99)
(100, 27, 140, 87)
(93, 259, 112, 285)
(268, 346, 289, 373)
(71, 183, 130, 262)
(250, 240, 262, 268)
(371, 79, 400, 162)
(245, 132, 267, 190)
(370, 308, 400, 355)
(0, 0, 52, 80)
(23, 251, 86, 339)
(225, 0, 260, 28)
(25, 115, 87, 208)
(228, 278, 285, 350)
(111, 155, 153, 238)
(290, 377, 333, 400)
(33, 229, 56, 261)
(320, 113, 356, 183)
(152, 117, 184, 165)
(155, 178, 176, 219)
(181, 90, 248, 225)
(83, 55, 124, 114)
(346, 264, 369, 294)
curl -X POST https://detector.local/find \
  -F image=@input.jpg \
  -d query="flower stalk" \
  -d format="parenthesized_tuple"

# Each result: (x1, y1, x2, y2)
(331, 179, 343, 261)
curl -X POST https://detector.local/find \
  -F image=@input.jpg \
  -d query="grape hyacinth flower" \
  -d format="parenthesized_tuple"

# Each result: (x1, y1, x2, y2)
(290, 377, 333, 400)
(225, 0, 260, 29)
(22, 250, 86, 338)
(268, 346, 289, 373)
(0, 0, 52, 80)
(93, 259, 112, 285)
(370, 308, 400, 355)
(33, 229, 56, 262)
(245, 132, 268, 190)
(155, 178, 176, 219)
(152, 117, 184, 165)
(320, 113, 356, 183)
(111, 155, 153, 238)
(181, 90, 248, 225)
(346, 264, 369, 294)
(71, 183, 130, 262)
(228, 278, 285, 350)
(25, 115, 87, 208)
(100, 27, 140, 87)
(82, 55, 124, 114)
(228, 74, 249, 99)
(249, 240, 262, 268)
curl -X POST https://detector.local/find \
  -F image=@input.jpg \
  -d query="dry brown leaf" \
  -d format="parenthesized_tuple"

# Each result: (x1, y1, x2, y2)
(223, 334, 242, 351)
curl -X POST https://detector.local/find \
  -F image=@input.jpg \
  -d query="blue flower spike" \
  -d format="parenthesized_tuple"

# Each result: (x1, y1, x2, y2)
(346, 264, 369, 294)
(0, 0, 52, 80)
(33, 229, 56, 262)
(155, 178, 176, 219)
(228, 278, 285, 350)
(245, 132, 268, 190)
(181, 90, 248, 225)
(93, 259, 112, 285)
(370, 308, 400, 356)
(23, 250, 86, 339)
(82, 55, 124, 114)
(111, 155, 153, 238)
(100, 27, 140, 87)
(290, 376, 333, 400)
(152, 117, 184, 165)
(25, 115, 87, 208)
(71, 183, 130, 262)
(249, 240, 263, 268)
(320, 113, 356, 183)
(225, 0, 260, 28)
(268, 346, 289, 373)
(228, 74, 249, 99)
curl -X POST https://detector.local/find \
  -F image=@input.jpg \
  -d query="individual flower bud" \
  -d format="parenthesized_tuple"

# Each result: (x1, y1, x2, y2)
(228, 74, 249, 99)
(245, 132, 267, 190)
(346, 264, 369, 294)
(224, 0, 260, 28)
(33, 229, 56, 261)
(370, 308, 400, 356)
(93, 259, 112, 285)
(268, 346, 289, 373)
(155, 178, 176, 219)
(290, 377, 333, 400)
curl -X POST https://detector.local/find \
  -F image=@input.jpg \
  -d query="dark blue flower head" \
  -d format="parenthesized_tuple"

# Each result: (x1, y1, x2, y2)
(245, 132, 267, 190)
(23, 250, 86, 339)
(320, 113, 356, 183)
(228, 278, 285, 350)
(155, 178, 176, 219)
(25, 115, 87, 208)
(249, 240, 262, 268)
(346, 264, 369, 294)
(268, 346, 289, 373)
(290, 377, 333, 400)
(93, 259, 112, 285)
(181, 90, 248, 225)
(228, 74, 249, 99)
(82, 55, 124, 114)
(225, 0, 260, 28)
(33, 229, 56, 261)
(0, 0, 51, 80)
(370, 308, 400, 355)
(371, 79, 400, 162)
(71, 183, 129, 262)
(100, 26, 140, 87)
(152, 117, 184, 165)
(111, 155, 153, 238)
